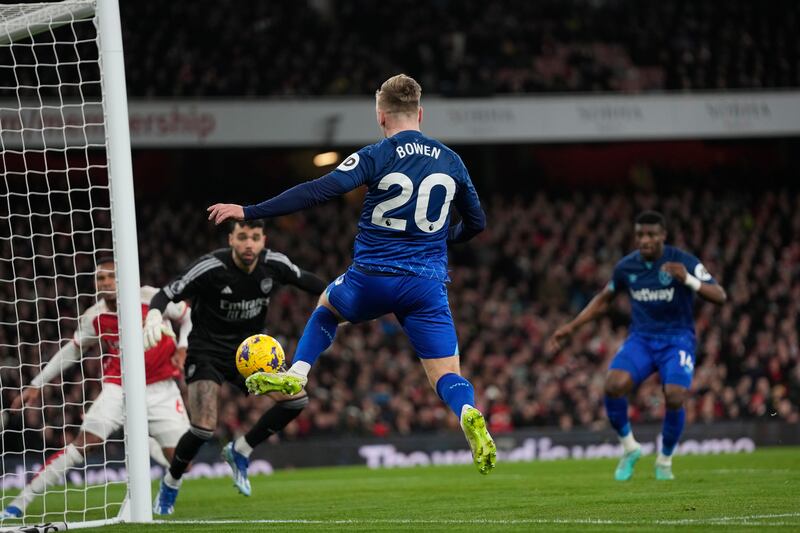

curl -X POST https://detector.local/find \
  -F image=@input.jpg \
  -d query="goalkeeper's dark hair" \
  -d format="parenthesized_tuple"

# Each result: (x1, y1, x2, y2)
(228, 219, 265, 233)
(635, 210, 666, 229)
(95, 255, 115, 266)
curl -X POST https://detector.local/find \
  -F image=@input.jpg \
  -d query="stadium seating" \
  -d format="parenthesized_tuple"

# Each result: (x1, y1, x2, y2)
(118, 0, 800, 97)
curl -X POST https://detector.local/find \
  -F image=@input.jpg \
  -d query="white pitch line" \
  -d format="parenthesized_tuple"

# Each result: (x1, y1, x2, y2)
(705, 468, 794, 475)
(153, 512, 800, 527)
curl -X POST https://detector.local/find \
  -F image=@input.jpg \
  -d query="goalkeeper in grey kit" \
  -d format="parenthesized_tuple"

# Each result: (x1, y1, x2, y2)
(147, 219, 326, 515)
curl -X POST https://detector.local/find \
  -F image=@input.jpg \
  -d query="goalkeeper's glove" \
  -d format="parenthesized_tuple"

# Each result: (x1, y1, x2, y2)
(143, 309, 175, 350)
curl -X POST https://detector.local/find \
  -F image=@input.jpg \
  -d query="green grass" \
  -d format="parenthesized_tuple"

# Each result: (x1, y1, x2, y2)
(3, 448, 798, 532)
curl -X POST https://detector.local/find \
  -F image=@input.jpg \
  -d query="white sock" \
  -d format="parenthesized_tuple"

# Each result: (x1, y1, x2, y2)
(234, 436, 253, 458)
(620, 432, 640, 453)
(13, 444, 83, 511)
(656, 452, 673, 466)
(148, 437, 169, 468)
(289, 361, 311, 378)
(163, 471, 182, 489)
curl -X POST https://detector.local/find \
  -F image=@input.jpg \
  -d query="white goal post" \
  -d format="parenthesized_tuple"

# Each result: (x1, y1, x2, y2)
(0, 0, 150, 528)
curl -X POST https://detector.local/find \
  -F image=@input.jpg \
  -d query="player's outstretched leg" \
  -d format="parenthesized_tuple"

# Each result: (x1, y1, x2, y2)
(604, 396, 641, 481)
(654, 413, 680, 481)
(153, 478, 180, 516)
(655, 407, 686, 481)
(460, 405, 497, 475)
(614, 445, 642, 481)
(248, 304, 342, 396)
(3, 442, 85, 519)
(0, 507, 22, 520)
(655, 458, 674, 481)
(605, 370, 641, 481)
(155, 421, 215, 515)
(435, 372, 496, 474)
(222, 396, 308, 496)
(655, 385, 688, 480)
(245, 371, 305, 396)
(221, 442, 251, 496)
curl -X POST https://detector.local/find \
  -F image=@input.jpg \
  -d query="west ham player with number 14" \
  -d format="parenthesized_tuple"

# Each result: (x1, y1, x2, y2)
(548, 211, 726, 481)
(208, 74, 496, 475)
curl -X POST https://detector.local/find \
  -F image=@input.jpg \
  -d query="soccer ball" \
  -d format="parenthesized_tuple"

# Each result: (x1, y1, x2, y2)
(235, 334, 286, 378)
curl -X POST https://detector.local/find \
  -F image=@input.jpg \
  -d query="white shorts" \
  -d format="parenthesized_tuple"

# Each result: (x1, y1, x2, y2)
(82, 380, 190, 448)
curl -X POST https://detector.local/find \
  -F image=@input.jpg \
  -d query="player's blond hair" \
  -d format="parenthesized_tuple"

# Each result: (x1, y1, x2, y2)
(376, 74, 421, 115)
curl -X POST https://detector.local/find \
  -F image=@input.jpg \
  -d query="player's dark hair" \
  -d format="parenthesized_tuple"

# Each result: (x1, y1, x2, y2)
(635, 210, 666, 229)
(95, 256, 115, 266)
(228, 219, 265, 233)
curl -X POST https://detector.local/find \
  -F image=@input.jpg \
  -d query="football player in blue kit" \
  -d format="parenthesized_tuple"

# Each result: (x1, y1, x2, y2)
(208, 74, 496, 474)
(548, 211, 726, 480)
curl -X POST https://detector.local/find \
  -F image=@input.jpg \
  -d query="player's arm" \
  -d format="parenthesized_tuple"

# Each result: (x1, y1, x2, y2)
(146, 255, 219, 349)
(448, 168, 486, 244)
(265, 252, 327, 295)
(145, 289, 177, 350)
(208, 148, 375, 224)
(292, 269, 327, 294)
(661, 262, 727, 305)
(208, 172, 364, 224)
(11, 320, 91, 410)
(171, 303, 193, 348)
(163, 301, 192, 369)
(547, 287, 615, 353)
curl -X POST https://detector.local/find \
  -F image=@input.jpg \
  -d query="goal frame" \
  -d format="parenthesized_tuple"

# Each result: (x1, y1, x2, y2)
(0, 0, 151, 526)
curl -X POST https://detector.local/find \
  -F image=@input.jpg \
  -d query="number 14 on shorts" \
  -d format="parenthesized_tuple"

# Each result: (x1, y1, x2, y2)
(678, 350, 694, 372)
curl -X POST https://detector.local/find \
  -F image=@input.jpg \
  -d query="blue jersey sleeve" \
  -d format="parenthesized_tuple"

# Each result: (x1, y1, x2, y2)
(678, 250, 717, 285)
(243, 146, 377, 220)
(608, 261, 627, 293)
(447, 161, 486, 243)
(330, 145, 380, 186)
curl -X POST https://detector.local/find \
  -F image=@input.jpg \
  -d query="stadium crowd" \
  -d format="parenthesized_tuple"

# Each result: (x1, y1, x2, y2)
(4, 184, 797, 453)
(118, 0, 800, 97)
(5, 0, 798, 104)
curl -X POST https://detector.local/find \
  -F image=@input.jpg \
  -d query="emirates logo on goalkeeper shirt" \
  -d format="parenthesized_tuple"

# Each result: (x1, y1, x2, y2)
(220, 297, 270, 320)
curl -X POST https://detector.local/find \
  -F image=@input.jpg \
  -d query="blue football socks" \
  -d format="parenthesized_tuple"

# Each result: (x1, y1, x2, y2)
(604, 396, 631, 437)
(436, 373, 475, 417)
(661, 408, 685, 456)
(294, 306, 339, 367)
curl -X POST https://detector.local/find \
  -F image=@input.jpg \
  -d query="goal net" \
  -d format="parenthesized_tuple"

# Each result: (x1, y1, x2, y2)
(0, 0, 150, 528)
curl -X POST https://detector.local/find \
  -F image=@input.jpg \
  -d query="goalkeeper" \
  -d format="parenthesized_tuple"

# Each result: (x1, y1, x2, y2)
(148, 219, 326, 515)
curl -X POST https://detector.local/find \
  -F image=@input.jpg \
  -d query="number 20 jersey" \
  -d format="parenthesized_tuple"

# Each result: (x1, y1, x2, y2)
(331, 130, 482, 282)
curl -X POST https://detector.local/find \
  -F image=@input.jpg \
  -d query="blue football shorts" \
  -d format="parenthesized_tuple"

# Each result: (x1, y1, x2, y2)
(609, 332, 696, 388)
(325, 266, 459, 359)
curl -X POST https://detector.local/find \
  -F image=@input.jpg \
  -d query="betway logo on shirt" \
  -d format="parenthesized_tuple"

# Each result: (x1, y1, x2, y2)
(630, 287, 675, 302)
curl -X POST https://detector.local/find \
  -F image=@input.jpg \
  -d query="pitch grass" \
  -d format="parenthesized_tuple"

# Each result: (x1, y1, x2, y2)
(3, 447, 798, 532)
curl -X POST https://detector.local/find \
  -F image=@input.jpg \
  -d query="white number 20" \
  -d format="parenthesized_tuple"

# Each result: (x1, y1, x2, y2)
(371, 172, 456, 233)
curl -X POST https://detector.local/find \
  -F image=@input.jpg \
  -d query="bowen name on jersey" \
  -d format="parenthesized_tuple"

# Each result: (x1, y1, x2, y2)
(395, 142, 442, 159)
